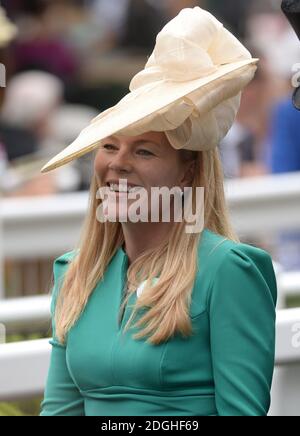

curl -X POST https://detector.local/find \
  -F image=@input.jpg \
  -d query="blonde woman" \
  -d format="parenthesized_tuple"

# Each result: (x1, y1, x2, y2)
(40, 7, 277, 416)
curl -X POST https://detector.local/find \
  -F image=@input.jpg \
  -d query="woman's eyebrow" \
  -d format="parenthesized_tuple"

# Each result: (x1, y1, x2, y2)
(108, 136, 160, 148)
(134, 139, 160, 148)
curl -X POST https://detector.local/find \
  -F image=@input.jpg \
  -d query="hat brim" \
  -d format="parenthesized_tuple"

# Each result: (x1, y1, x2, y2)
(41, 58, 258, 173)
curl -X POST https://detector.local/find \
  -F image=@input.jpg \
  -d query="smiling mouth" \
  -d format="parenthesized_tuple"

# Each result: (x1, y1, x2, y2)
(106, 183, 143, 193)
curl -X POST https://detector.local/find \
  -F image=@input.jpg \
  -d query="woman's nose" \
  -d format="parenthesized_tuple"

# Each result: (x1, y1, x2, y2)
(108, 150, 133, 172)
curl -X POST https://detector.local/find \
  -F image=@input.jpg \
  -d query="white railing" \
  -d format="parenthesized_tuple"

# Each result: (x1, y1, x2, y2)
(226, 171, 300, 237)
(1, 191, 88, 259)
(269, 309, 300, 416)
(274, 308, 300, 365)
(279, 271, 300, 298)
(0, 338, 51, 401)
(0, 295, 51, 334)
(0, 308, 299, 415)
(277, 270, 300, 309)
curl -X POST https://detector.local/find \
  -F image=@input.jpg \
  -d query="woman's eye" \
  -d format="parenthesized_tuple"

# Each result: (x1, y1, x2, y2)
(102, 144, 153, 156)
(103, 144, 116, 150)
(137, 149, 153, 156)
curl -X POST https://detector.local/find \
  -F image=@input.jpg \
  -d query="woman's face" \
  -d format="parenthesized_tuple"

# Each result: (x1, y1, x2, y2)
(94, 131, 194, 223)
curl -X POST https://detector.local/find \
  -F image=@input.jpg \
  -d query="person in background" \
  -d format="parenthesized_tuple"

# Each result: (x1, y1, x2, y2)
(262, 13, 300, 272)
(1, 70, 64, 141)
(219, 122, 256, 179)
(0, 4, 17, 47)
(0, 3, 19, 194)
(205, 0, 250, 38)
(0, 4, 17, 104)
(119, 0, 167, 53)
(45, 103, 99, 191)
(268, 96, 300, 272)
(10, 1, 78, 83)
(88, 0, 130, 50)
(269, 96, 300, 173)
(219, 51, 273, 179)
(0, 70, 78, 196)
(267, 95, 300, 272)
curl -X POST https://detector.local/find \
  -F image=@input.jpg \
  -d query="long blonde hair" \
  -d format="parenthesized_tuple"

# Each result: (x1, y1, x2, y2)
(53, 147, 240, 345)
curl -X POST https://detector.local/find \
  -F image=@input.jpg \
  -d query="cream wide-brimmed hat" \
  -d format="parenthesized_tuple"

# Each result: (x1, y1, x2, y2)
(41, 6, 259, 173)
(0, 6, 17, 48)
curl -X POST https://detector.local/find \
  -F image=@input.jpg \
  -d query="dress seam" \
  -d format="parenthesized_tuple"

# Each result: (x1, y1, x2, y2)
(159, 341, 171, 388)
(205, 243, 238, 310)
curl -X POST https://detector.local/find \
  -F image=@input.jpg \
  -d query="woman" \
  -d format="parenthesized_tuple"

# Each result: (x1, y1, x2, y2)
(40, 7, 277, 416)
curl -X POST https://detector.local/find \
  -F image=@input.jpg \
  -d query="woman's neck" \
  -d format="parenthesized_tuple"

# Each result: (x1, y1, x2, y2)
(121, 221, 173, 265)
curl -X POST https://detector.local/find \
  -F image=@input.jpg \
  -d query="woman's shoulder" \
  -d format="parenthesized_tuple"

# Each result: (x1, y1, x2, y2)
(199, 228, 274, 266)
(52, 250, 79, 285)
(198, 228, 277, 306)
(54, 249, 79, 265)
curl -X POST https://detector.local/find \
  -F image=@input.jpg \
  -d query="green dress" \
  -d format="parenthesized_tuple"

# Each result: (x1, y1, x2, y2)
(40, 228, 277, 416)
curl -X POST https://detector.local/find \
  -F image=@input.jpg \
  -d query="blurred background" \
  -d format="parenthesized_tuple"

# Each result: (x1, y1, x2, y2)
(0, 0, 300, 416)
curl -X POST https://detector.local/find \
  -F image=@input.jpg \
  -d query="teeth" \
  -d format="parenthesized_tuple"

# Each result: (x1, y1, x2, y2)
(108, 183, 142, 193)
(129, 186, 142, 193)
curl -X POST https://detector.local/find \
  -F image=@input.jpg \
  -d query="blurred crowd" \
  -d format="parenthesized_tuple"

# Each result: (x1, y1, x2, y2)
(0, 0, 300, 273)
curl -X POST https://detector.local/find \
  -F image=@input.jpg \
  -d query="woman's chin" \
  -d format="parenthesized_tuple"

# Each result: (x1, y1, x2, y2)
(102, 195, 150, 222)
